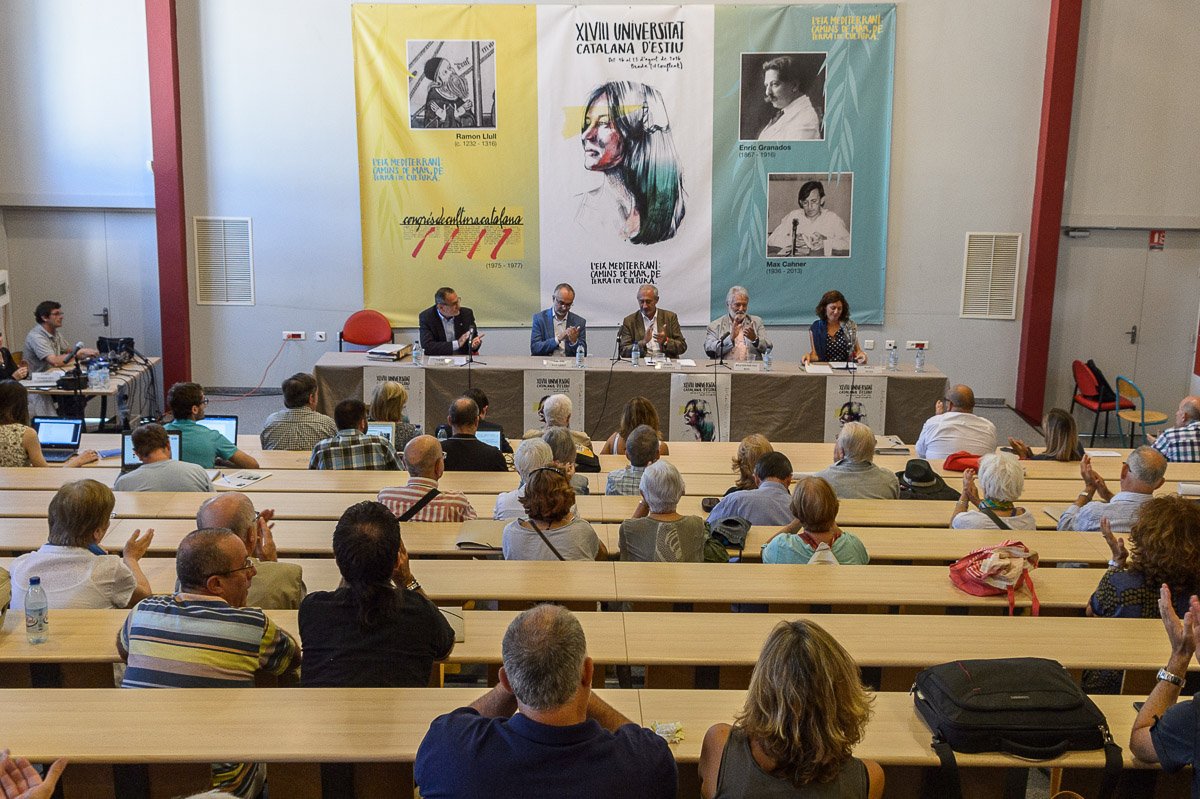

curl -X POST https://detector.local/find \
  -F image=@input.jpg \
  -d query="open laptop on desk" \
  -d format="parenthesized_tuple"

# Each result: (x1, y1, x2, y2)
(196, 415, 238, 442)
(32, 417, 84, 462)
(120, 430, 183, 473)
(366, 421, 396, 442)
(476, 429, 503, 450)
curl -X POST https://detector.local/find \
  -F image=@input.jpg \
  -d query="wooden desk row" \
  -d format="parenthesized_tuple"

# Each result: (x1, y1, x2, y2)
(0, 608, 1180, 678)
(0, 558, 1100, 611)
(0, 488, 1070, 528)
(0, 517, 1115, 565)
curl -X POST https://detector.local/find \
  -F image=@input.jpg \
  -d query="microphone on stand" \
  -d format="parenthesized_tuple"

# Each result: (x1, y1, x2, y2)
(791, 218, 799, 256)
(64, 341, 84, 364)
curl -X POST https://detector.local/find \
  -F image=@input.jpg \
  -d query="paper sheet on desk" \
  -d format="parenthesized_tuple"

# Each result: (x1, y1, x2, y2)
(804, 364, 833, 374)
(214, 470, 271, 488)
(1084, 450, 1122, 457)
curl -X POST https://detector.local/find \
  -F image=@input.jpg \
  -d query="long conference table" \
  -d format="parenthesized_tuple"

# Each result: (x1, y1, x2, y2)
(312, 351, 947, 444)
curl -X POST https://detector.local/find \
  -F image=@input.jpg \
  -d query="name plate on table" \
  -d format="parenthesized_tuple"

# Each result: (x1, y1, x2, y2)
(732, 361, 765, 372)
(541, 359, 571, 368)
(427, 357, 466, 366)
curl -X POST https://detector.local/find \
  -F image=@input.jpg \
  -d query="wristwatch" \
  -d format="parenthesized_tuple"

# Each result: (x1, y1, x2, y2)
(405, 578, 422, 592)
(1156, 668, 1185, 687)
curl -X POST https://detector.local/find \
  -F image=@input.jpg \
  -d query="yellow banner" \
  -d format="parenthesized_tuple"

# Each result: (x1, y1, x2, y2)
(353, 4, 539, 326)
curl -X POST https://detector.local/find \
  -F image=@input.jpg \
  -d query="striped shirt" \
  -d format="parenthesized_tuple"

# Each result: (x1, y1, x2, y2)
(118, 593, 300, 797)
(378, 477, 478, 522)
(260, 406, 337, 451)
(309, 429, 402, 470)
(605, 465, 646, 496)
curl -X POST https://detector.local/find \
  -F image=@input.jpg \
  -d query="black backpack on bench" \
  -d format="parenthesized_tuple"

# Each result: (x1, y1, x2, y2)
(913, 657, 1122, 798)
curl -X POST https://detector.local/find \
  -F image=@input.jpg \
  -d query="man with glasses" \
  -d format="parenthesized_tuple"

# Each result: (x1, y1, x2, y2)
(196, 492, 305, 608)
(915, 383, 997, 461)
(418, 286, 483, 356)
(378, 434, 478, 522)
(1058, 446, 1167, 532)
(23, 300, 101, 416)
(118, 527, 300, 798)
(531, 282, 587, 357)
(164, 381, 259, 469)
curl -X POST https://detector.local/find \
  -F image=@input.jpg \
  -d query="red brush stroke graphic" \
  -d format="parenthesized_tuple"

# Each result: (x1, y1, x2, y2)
(490, 228, 513, 260)
(411, 227, 436, 257)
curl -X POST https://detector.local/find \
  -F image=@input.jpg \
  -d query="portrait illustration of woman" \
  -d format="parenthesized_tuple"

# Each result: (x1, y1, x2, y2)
(575, 81, 685, 245)
(683, 399, 714, 442)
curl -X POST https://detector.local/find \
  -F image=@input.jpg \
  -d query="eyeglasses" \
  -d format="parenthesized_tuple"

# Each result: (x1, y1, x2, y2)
(206, 557, 255, 578)
(200, 398, 210, 406)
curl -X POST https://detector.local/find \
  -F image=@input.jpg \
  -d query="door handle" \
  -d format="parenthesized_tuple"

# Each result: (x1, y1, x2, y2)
(93, 307, 109, 326)
(1125, 325, 1137, 344)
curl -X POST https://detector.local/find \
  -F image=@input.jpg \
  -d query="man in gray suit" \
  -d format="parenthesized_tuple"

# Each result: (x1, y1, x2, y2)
(618, 284, 686, 358)
(195, 493, 305, 609)
(704, 285, 771, 361)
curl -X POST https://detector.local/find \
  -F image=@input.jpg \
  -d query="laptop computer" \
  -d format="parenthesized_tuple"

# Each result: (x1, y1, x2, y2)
(366, 421, 397, 442)
(476, 429, 502, 450)
(32, 417, 83, 462)
(121, 430, 183, 473)
(196, 415, 238, 442)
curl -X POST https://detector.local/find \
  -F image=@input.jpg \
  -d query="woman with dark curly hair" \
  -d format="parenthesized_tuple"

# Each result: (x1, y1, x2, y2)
(600, 395, 670, 456)
(698, 620, 883, 798)
(1085, 495, 1200, 692)
(501, 467, 608, 561)
(802, 289, 865, 365)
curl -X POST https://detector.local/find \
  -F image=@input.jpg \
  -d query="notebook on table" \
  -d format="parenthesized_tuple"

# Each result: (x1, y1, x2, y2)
(32, 417, 83, 462)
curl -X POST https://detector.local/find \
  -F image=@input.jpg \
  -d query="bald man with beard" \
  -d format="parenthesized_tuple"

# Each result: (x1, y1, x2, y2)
(915, 384, 997, 461)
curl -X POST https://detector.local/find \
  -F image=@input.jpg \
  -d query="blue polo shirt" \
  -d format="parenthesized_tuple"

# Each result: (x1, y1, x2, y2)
(415, 707, 676, 799)
(165, 418, 237, 468)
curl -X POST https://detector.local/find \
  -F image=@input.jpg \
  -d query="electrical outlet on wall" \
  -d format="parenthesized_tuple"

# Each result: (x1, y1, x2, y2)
(314, 332, 327, 342)
(905, 340, 929, 350)
(862, 339, 875, 350)
(283, 331, 305, 340)
(885, 340, 896, 350)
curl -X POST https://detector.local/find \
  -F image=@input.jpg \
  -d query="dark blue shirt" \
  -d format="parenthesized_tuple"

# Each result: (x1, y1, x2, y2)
(1150, 699, 1199, 798)
(414, 707, 677, 799)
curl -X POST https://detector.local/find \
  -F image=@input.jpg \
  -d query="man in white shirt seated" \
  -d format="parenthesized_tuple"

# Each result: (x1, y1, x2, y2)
(113, 424, 214, 493)
(915, 384, 997, 461)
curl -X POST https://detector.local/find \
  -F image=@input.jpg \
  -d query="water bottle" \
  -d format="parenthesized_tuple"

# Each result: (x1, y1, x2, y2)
(436, 426, 448, 441)
(100, 359, 110, 388)
(631, 342, 640, 367)
(762, 348, 773, 372)
(411, 339, 423, 366)
(914, 346, 926, 373)
(25, 577, 49, 644)
(887, 346, 899, 371)
(87, 360, 100, 389)
(575, 343, 586, 368)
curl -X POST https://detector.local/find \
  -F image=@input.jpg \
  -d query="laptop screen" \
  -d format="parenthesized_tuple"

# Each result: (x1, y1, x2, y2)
(122, 431, 183, 467)
(476, 429, 502, 450)
(366, 421, 396, 442)
(32, 417, 83, 448)
(196, 415, 238, 442)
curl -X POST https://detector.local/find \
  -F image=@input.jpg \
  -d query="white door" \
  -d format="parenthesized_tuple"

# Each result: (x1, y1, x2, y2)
(1048, 229, 1200, 438)
(3, 209, 161, 357)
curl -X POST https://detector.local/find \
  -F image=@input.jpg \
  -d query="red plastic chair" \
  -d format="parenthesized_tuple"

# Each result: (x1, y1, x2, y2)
(1068, 360, 1133, 442)
(338, 310, 393, 351)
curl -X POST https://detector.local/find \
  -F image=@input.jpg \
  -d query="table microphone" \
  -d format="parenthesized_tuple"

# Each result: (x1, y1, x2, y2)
(64, 341, 84, 364)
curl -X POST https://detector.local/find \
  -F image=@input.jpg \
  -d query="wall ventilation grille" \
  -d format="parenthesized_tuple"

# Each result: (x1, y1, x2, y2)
(194, 217, 254, 306)
(960, 232, 1020, 319)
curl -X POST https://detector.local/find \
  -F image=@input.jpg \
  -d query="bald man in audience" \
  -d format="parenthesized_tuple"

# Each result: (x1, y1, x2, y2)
(1058, 446, 1167, 532)
(378, 435, 478, 522)
(441, 397, 508, 472)
(915, 384, 997, 460)
(196, 492, 305, 609)
(415, 604, 676, 798)
(814, 421, 900, 499)
(1151, 396, 1200, 462)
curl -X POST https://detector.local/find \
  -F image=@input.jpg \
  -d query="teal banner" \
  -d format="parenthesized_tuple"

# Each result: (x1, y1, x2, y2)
(711, 5, 895, 324)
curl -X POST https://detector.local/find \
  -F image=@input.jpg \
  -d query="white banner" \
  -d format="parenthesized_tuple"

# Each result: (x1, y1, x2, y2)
(536, 4, 714, 326)
(363, 365, 427, 433)
(823, 373, 887, 443)
(668, 372, 731, 442)
(523, 369, 587, 433)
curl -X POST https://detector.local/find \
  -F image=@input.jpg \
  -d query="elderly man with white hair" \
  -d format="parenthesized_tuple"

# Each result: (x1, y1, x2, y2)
(525, 393, 591, 449)
(950, 452, 1036, 530)
(1057, 446, 1167, 532)
(619, 460, 706, 562)
(703, 285, 772, 361)
(813, 421, 899, 499)
(494, 438, 556, 520)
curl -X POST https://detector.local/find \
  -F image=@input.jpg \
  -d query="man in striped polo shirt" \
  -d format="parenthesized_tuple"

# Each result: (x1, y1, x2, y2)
(117, 527, 300, 798)
(377, 435, 478, 522)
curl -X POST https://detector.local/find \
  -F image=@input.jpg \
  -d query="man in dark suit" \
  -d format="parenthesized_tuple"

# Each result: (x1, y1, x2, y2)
(418, 287, 483, 356)
(441, 397, 508, 472)
(530, 283, 587, 357)
(617, 283, 686, 358)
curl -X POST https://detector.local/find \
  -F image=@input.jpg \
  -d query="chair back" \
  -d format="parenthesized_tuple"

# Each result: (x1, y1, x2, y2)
(1114, 375, 1147, 419)
(340, 310, 393, 349)
(1071, 360, 1098, 396)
